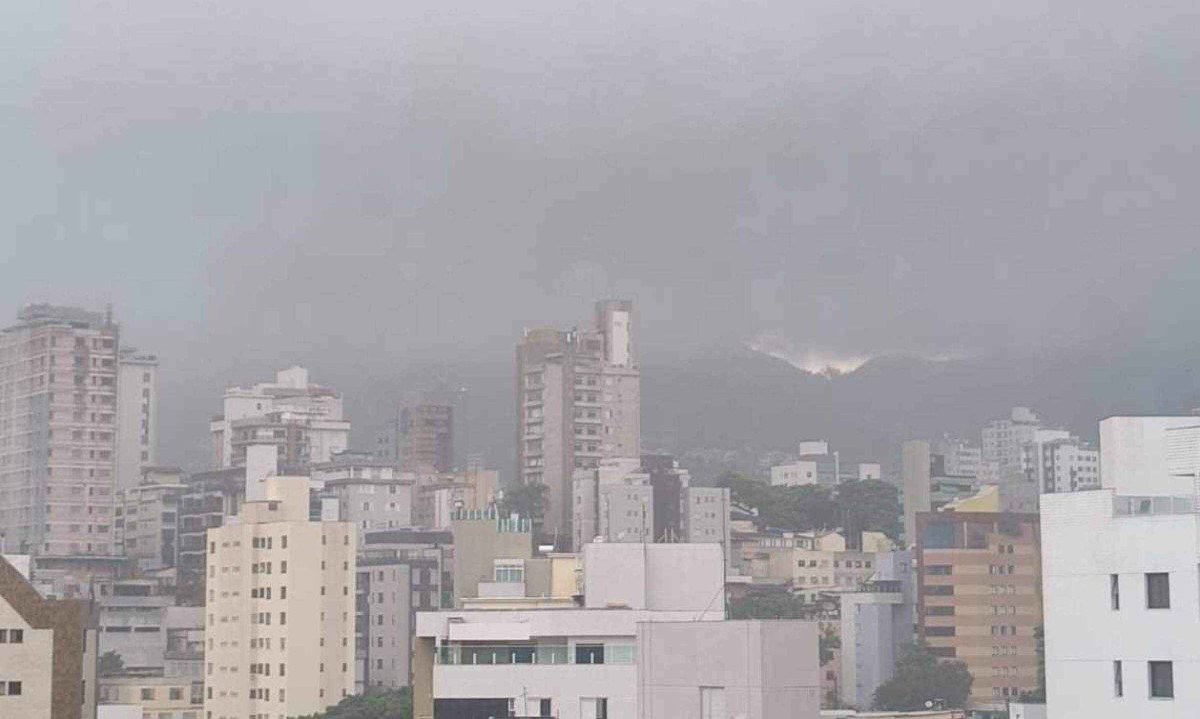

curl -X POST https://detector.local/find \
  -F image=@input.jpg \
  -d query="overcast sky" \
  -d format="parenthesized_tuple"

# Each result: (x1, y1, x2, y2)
(3, 0, 1199, 376)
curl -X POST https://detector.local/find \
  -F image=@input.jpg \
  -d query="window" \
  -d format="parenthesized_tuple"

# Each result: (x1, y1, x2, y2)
(7, 630, 22, 644)
(1113, 660, 1123, 698)
(1110, 574, 1120, 610)
(575, 644, 605, 664)
(2, 682, 21, 696)
(170, 688, 184, 701)
(1146, 573, 1170, 609)
(142, 688, 155, 700)
(1149, 661, 1174, 699)
(927, 565, 952, 576)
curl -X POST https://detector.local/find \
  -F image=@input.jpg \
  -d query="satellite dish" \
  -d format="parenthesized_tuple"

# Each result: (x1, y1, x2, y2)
(925, 700, 934, 708)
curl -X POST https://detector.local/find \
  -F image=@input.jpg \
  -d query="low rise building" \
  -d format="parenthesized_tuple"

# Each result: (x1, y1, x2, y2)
(414, 542, 816, 719)
(97, 675, 202, 719)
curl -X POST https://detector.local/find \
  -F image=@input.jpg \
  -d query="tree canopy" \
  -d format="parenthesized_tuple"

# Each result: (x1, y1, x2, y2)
(498, 482, 548, 527)
(294, 688, 411, 719)
(98, 650, 125, 677)
(873, 643, 973, 711)
(721, 473, 901, 540)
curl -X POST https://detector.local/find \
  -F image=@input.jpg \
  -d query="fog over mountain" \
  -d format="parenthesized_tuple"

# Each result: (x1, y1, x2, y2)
(4, 0, 1200, 475)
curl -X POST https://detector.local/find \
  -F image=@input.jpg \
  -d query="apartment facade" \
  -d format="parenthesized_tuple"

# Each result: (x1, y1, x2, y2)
(176, 468, 244, 605)
(0, 554, 98, 719)
(313, 453, 416, 540)
(209, 366, 349, 470)
(114, 467, 184, 572)
(203, 476, 355, 719)
(0, 305, 121, 579)
(114, 349, 158, 493)
(1022, 435, 1099, 494)
(915, 511, 1043, 711)
(838, 551, 915, 709)
(572, 456, 730, 552)
(1042, 416, 1200, 718)
(517, 300, 641, 539)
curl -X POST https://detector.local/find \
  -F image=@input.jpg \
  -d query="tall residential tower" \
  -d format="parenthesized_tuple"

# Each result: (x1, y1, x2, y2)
(0, 305, 120, 566)
(516, 300, 640, 539)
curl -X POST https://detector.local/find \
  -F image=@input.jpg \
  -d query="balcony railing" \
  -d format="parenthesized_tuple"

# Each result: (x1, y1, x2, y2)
(436, 644, 635, 666)
(1113, 495, 1196, 517)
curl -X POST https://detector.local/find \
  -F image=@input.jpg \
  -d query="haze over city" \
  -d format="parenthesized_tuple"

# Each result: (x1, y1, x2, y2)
(2, 2, 1200, 719)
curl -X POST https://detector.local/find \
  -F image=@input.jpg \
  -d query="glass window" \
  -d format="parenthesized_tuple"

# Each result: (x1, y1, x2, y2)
(1146, 573, 1170, 609)
(1149, 661, 1174, 699)
(575, 644, 604, 664)
(1110, 574, 1120, 610)
(1113, 660, 1123, 698)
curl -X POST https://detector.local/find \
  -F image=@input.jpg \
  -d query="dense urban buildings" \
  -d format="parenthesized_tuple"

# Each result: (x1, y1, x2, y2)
(837, 550, 915, 709)
(209, 366, 349, 470)
(203, 474, 355, 719)
(915, 509, 1043, 711)
(571, 455, 730, 551)
(1042, 415, 1200, 718)
(516, 299, 641, 539)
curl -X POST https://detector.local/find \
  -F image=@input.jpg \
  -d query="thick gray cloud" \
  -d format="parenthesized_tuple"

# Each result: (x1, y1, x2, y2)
(2, 0, 1199, 429)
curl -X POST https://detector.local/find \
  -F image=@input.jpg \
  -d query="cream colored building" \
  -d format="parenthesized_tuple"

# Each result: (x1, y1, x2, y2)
(0, 554, 97, 719)
(204, 475, 355, 719)
(98, 675, 201, 718)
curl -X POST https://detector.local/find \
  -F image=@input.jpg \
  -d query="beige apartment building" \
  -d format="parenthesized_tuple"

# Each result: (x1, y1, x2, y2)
(0, 554, 98, 719)
(516, 300, 640, 540)
(114, 349, 158, 492)
(915, 511, 1043, 711)
(204, 475, 355, 719)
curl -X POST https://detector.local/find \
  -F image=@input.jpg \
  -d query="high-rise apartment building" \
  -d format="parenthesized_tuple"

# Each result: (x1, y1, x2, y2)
(209, 366, 349, 470)
(204, 474, 355, 719)
(915, 510, 1043, 711)
(0, 305, 121, 571)
(1042, 416, 1200, 718)
(115, 348, 158, 492)
(374, 403, 454, 472)
(1022, 434, 1099, 494)
(981, 407, 1045, 475)
(516, 300, 640, 539)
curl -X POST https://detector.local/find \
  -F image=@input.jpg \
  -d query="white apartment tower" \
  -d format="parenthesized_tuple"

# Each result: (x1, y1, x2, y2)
(204, 474, 356, 719)
(517, 300, 640, 539)
(0, 305, 120, 561)
(115, 348, 158, 492)
(209, 366, 350, 470)
(1042, 416, 1200, 718)
(981, 407, 1045, 479)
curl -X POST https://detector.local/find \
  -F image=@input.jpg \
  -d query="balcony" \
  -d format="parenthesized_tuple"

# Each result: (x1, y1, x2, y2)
(1113, 495, 1196, 517)
(435, 644, 635, 666)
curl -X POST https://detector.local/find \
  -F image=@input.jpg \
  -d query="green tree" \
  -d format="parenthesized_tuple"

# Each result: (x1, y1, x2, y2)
(819, 623, 841, 666)
(873, 643, 973, 711)
(835, 480, 902, 541)
(498, 482, 548, 528)
(98, 650, 125, 677)
(1018, 625, 1046, 702)
(728, 592, 813, 620)
(293, 687, 411, 719)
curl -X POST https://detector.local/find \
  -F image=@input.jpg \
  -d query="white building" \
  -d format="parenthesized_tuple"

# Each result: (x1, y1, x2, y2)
(115, 349, 159, 493)
(1021, 434, 1099, 494)
(209, 366, 349, 470)
(203, 473, 355, 719)
(1042, 416, 1200, 718)
(572, 457, 729, 552)
(981, 407, 1045, 481)
(414, 543, 818, 719)
(771, 461, 819, 487)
